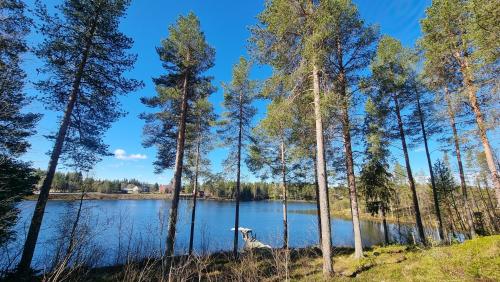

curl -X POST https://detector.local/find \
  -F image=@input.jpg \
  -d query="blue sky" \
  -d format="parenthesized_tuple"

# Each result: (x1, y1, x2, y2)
(22, 0, 440, 184)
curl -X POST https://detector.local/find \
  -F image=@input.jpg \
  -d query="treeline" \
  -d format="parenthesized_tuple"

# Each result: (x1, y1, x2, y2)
(200, 176, 316, 201)
(1, 0, 499, 279)
(32, 170, 159, 194)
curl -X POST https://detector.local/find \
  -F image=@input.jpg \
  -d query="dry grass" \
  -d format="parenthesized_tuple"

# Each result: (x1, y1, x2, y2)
(11, 234, 499, 281)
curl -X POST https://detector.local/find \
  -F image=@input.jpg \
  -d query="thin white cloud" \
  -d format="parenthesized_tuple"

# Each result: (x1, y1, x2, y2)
(114, 149, 147, 160)
(413, 146, 425, 153)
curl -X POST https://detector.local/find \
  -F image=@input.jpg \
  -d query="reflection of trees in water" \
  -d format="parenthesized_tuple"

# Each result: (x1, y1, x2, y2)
(5, 200, 457, 274)
(360, 220, 432, 245)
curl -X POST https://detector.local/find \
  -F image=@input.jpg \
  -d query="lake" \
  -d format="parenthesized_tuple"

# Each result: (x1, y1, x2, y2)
(5, 199, 418, 269)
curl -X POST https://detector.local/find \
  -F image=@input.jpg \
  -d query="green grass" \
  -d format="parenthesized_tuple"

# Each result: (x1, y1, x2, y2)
(291, 235, 500, 281)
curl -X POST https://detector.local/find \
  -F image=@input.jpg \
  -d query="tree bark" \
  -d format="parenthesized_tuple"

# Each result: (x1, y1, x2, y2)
(313, 65, 333, 275)
(165, 71, 189, 258)
(280, 139, 288, 249)
(341, 109, 363, 257)
(17, 17, 98, 273)
(456, 54, 500, 208)
(335, 38, 363, 257)
(232, 88, 243, 257)
(444, 87, 476, 238)
(188, 134, 201, 255)
(414, 90, 445, 241)
(394, 95, 427, 245)
(313, 154, 322, 246)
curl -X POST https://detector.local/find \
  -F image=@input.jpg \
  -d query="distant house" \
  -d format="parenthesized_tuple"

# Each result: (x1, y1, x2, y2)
(159, 184, 173, 194)
(122, 184, 144, 194)
(159, 179, 174, 194)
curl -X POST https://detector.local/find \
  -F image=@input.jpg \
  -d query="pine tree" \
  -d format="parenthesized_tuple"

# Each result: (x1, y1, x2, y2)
(420, 0, 500, 207)
(18, 0, 142, 273)
(359, 98, 393, 245)
(321, 0, 379, 258)
(406, 74, 446, 242)
(218, 57, 257, 257)
(247, 98, 293, 249)
(369, 36, 427, 245)
(289, 92, 323, 246)
(467, 0, 499, 67)
(251, 1, 337, 274)
(0, 0, 39, 156)
(422, 43, 477, 239)
(0, 0, 40, 247)
(185, 98, 216, 256)
(433, 159, 457, 218)
(141, 12, 215, 259)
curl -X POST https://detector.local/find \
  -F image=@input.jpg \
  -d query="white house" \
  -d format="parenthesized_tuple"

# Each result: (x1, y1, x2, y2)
(122, 184, 144, 194)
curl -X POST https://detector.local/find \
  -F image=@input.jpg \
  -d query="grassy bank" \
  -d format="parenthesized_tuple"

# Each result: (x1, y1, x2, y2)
(293, 235, 500, 281)
(30, 235, 499, 281)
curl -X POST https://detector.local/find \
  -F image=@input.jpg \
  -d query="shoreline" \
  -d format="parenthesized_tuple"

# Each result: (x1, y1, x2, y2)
(24, 192, 172, 201)
(23, 192, 316, 203)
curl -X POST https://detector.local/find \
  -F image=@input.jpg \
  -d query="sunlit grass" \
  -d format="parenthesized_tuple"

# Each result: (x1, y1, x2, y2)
(290, 235, 500, 281)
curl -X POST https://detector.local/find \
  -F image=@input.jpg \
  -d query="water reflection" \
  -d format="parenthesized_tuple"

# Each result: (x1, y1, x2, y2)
(4, 199, 438, 269)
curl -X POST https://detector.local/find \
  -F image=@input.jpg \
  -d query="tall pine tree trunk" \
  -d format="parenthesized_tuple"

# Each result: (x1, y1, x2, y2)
(188, 134, 201, 255)
(17, 18, 98, 273)
(394, 95, 427, 245)
(232, 90, 243, 257)
(341, 108, 363, 257)
(313, 64, 333, 275)
(415, 90, 444, 241)
(280, 139, 288, 249)
(456, 54, 500, 208)
(165, 71, 189, 258)
(337, 42, 363, 258)
(444, 87, 476, 238)
(313, 154, 322, 246)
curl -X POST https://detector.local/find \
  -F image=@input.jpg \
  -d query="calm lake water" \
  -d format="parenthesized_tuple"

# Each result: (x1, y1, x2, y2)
(5, 199, 419, 269)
